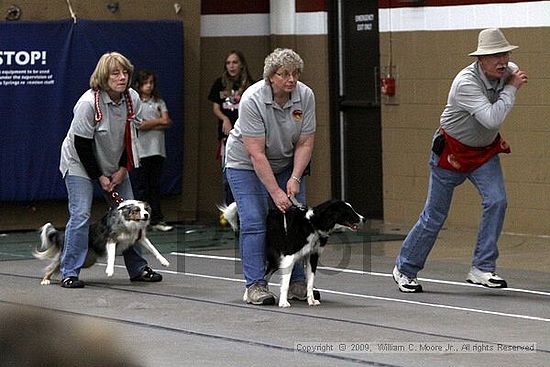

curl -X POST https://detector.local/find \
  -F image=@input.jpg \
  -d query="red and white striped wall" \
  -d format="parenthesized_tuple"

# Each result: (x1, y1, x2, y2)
(201, 0, 550, 37)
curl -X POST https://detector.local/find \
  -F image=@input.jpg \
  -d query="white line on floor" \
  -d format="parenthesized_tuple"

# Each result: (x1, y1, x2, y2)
(171, 252, 550, 297)
(105, 253, 550, 323)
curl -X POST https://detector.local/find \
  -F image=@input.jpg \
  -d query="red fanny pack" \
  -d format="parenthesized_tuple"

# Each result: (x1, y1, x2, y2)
(437, 130, 511, 173)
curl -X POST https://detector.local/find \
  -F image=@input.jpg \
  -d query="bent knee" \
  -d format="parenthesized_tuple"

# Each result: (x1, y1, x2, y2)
(68, 212, 91, 229)
(484, 195, 507, 210)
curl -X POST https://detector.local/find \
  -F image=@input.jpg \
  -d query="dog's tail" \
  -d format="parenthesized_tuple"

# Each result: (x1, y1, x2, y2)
(33, 223, 64, 261)
(217, 202, 239, 232)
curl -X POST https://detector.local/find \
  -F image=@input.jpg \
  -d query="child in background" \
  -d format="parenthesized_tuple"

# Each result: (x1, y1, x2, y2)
(133, 69, 173, 231)
(208, 50, 253, 206)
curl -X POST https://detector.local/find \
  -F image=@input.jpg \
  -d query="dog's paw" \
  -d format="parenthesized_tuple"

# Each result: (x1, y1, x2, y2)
(40, 279, 51, 285)
(279, 300, 291, 308)
(308, 298, 321, 306)
(106, 268, 114, 277)
(159, 258, 170, 267)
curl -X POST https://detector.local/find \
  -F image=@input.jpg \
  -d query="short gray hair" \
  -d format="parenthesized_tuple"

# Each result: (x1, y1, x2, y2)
(263, 48, 304, 81)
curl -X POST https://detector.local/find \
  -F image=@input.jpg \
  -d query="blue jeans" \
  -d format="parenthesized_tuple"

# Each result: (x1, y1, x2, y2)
(60, 175, 148, 279)
(222, 169, 234, 206)
(396, 153, 507, 278)
(225, 166, 306, 288)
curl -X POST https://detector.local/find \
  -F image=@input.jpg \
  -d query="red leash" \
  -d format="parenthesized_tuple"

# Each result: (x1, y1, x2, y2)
(110, 191, 125, 205)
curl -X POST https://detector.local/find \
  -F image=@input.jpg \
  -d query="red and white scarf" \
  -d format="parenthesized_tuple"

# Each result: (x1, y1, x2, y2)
(94, 88, 140, 171)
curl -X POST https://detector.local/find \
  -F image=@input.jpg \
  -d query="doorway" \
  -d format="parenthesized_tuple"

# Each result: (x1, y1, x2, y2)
(328, 0, 383, 219)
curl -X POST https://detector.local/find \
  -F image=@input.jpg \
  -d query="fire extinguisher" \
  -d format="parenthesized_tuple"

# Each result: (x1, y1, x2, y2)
(382, 18, 396, 97)
(381, 75, 396, 96)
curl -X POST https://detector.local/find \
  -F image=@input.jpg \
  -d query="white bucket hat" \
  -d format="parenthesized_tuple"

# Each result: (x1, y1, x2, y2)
(469, 28, 518, 56)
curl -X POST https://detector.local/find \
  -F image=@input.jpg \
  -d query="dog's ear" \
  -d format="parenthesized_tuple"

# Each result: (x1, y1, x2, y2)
(311, 200, 341, 231)
(117, 203, 132, 214)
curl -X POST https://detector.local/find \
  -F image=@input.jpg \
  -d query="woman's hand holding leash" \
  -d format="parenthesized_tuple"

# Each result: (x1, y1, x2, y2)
(272, 189, 292, 213)
(99, 168, 127, 193)
(99, 175, 112, 192)
(286, 176, 301, 198)
(110, 167, 127, 188)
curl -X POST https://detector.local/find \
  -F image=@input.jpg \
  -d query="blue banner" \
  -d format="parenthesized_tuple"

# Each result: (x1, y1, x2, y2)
(0, 19, 184, 201)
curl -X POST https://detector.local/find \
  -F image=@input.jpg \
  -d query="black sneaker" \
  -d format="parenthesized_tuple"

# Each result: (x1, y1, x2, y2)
(60, 276, 85, 288)
(130, 266, 163, 282)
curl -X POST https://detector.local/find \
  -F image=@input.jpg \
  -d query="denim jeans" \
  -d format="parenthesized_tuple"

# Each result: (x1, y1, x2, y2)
(225, 166, 306, 288)
(222, 169, 235, 206)
(396, 153, 507, 278)
(60, 175, 148, 279)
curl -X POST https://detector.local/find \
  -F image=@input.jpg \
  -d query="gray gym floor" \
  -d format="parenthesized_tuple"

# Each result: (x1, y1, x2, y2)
(0, 224, 548, 366)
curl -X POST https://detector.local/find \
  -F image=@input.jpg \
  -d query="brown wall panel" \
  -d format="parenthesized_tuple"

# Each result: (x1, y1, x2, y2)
(198, 36, 270, 219)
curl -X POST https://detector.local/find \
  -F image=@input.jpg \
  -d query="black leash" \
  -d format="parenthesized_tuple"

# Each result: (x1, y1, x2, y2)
(283, 195, 307, 234)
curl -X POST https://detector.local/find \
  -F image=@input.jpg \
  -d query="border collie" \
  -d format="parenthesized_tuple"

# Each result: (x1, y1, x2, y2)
(34, 200, 170, 285)
(220, 199, 365, 307)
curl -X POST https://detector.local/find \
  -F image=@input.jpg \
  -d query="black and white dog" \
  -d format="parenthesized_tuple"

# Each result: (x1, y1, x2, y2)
(34, 200, 170, 285)
(220, 199, 365, 307)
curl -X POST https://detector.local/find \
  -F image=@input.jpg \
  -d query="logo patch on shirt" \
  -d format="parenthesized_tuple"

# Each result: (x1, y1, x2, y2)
(292, 109, 303, 122)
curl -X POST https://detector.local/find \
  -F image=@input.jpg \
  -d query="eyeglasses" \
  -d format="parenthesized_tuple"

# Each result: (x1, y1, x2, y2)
(109, 69, 129, 79)
(275, 70, 300, 81)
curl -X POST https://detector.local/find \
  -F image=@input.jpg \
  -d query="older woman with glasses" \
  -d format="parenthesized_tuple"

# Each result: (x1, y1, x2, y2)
(58, 52, 163, 288)
(224, 48, 317, 305)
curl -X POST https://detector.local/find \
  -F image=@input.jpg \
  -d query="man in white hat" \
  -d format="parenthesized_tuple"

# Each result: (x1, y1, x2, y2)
(393, 28, 528, 292)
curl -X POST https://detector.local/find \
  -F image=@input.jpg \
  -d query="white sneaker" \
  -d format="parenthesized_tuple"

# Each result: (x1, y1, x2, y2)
(151, 222, 173, 232)
(392, 266, 423, 293)
(466, 267, 507, 288)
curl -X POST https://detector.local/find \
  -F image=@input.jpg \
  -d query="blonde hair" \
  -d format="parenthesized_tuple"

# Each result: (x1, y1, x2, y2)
(89, 52, 134, 91)
(263, 48, 304, 82)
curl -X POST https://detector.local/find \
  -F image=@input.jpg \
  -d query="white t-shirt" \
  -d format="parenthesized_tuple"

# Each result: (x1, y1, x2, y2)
(137, 97, 168, 158)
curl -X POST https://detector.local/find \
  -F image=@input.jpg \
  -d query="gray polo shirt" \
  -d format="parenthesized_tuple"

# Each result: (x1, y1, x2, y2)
(137, 97, 168, 158)
(59, 88, 142, 178)
(225, 80, 316, 173)
(440, 61, 518, 147)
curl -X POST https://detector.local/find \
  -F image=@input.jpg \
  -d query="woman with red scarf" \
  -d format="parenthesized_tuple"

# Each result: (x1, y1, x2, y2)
(58, 52, 162, 288)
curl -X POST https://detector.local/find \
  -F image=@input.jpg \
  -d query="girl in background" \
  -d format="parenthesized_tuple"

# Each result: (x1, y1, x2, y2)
(208, 50, 253, 206)
(133, 69, 173, 231)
